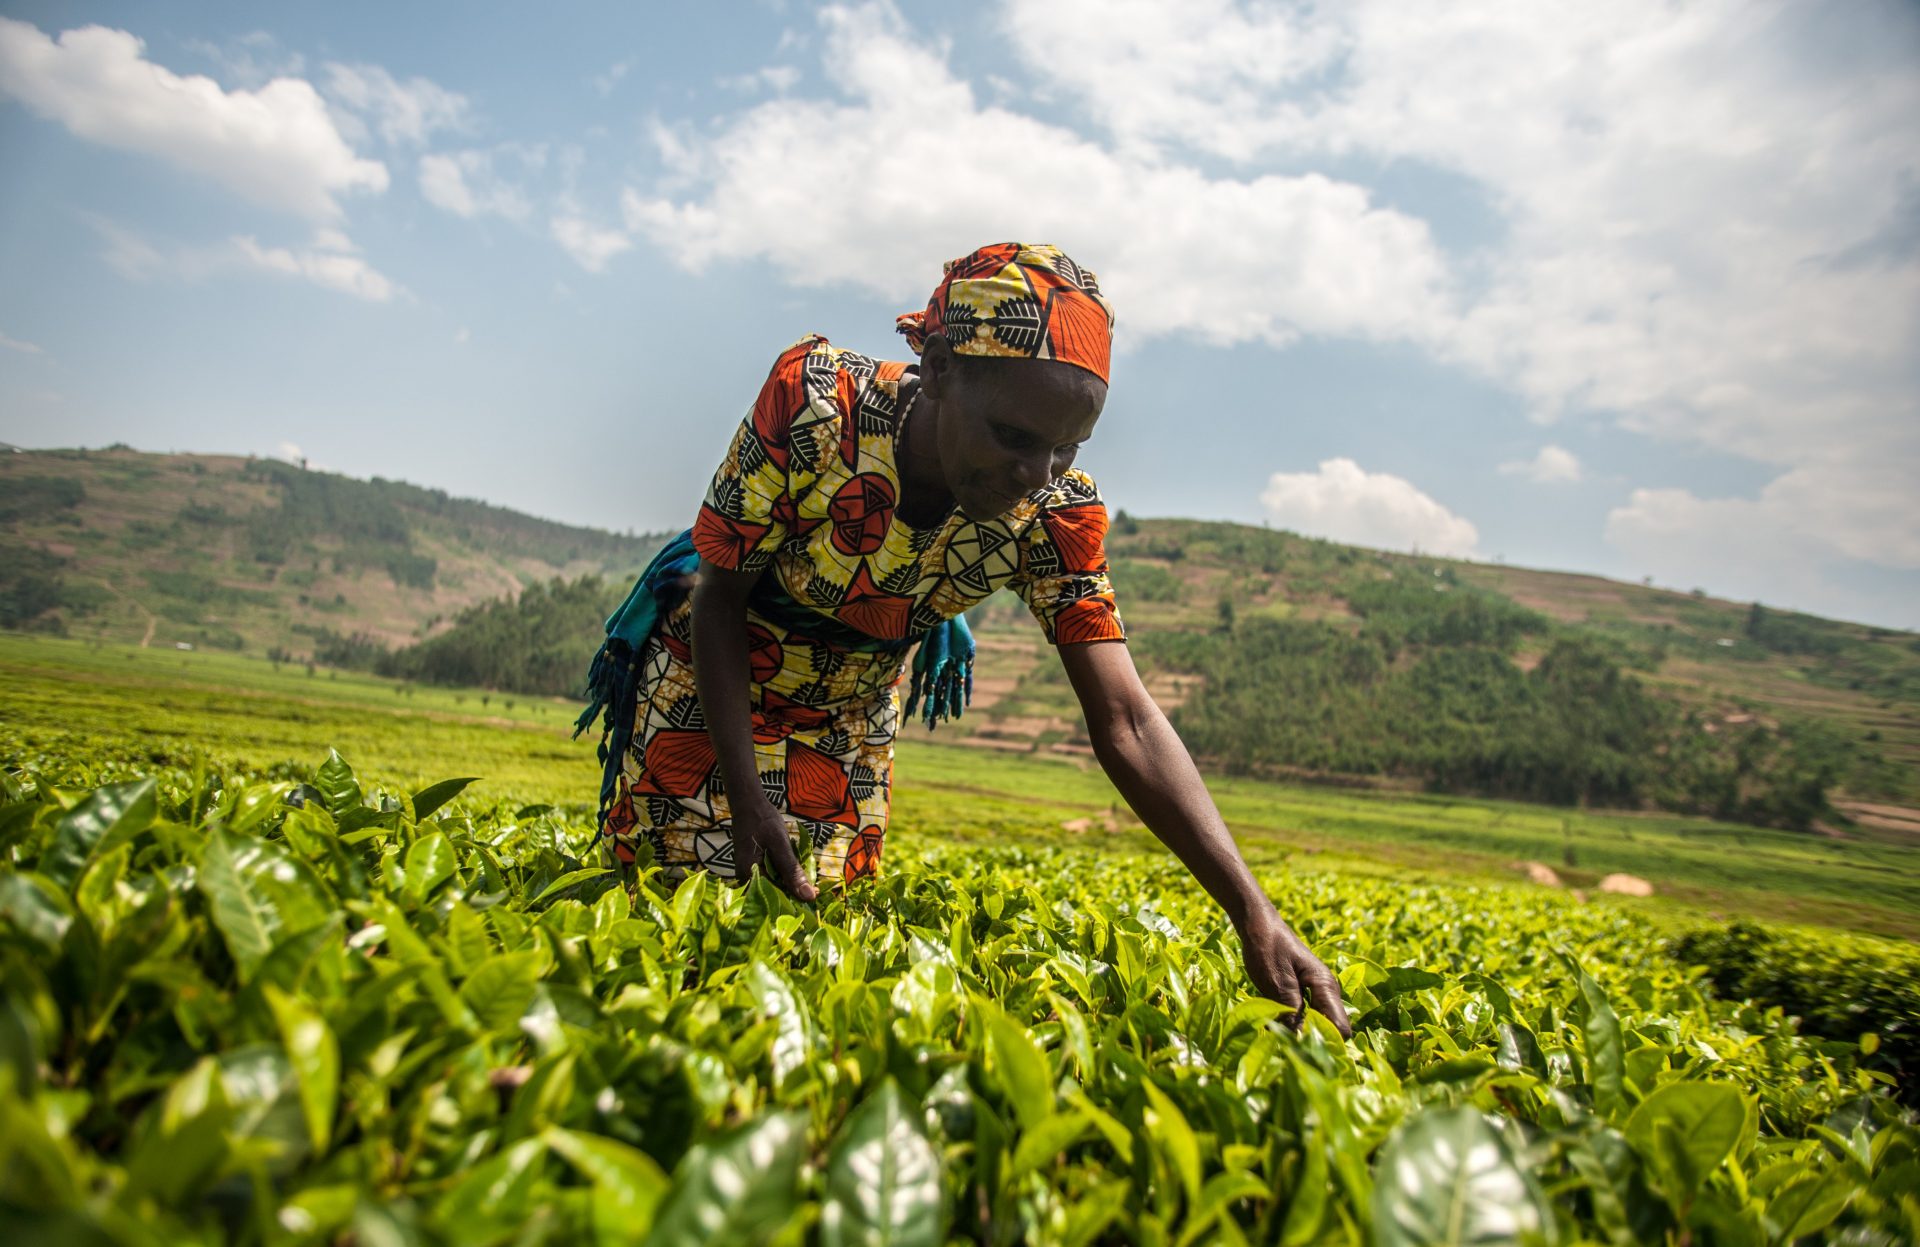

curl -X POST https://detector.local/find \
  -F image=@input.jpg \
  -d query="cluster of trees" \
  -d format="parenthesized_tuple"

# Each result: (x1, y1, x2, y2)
(0, 546, 70, 631)
(239, 459, 649, 579)
(0, 475, 85, 525)
(307, 576, 624, 698)
(240, 462, 439, 588)
(0, 476, 89, 632)
(1143, 577, 1849, 829)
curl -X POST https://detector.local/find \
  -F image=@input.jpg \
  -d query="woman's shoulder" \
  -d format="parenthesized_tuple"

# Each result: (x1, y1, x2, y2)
(767, 335, 910, 398)
(762, 336, 914, 456)
(1031, 467, 1106, 512)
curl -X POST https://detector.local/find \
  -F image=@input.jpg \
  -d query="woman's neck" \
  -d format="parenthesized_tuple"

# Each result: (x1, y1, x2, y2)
(893, 375, 956, 528)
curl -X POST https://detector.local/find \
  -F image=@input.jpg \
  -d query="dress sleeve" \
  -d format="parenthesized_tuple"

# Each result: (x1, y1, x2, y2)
(691, 338, 827, 572)
(1013, 470, 1128, 645)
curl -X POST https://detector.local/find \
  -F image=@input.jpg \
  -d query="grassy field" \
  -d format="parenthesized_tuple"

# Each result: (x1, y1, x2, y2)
(5, 631, 1917, 941)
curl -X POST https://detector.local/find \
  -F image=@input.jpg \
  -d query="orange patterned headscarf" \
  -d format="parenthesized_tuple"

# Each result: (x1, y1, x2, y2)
(896, 243, 1115, 384)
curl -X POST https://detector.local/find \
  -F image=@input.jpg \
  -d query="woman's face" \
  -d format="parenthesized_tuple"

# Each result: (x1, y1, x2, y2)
(922, 339, 1108, 521)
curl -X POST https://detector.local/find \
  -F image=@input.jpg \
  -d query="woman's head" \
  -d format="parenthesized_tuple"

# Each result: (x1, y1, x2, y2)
(898, 243, 1115, 520)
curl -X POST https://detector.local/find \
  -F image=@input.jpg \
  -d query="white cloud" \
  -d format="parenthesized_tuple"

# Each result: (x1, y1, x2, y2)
(592, 59, 631, 98)
(550, 215, 632, 273)
(1604, 483, 1914, 624)
(453, 326, 471, 345)
(621, 2, 1452, 350)
(85, 215, 217, 282)
(233, 232, 400, 302)
(1498, 445, 1582, 484)
(419, 147, 539, 221)
(183, 31, 304, 87)
(718, 65, 801, 93)
(322, 62, 468, 146)
(0, 17, 387, 220)
(997, 0, 1920, 575)
(0, 332, 44, 355)
(1261, 458, 1480, 557)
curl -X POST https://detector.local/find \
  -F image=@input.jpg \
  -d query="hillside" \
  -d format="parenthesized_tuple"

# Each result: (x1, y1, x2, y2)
(0, 446, 665, 654)
(5, 446, 1915, 824)
(952, 516, 1920, 823)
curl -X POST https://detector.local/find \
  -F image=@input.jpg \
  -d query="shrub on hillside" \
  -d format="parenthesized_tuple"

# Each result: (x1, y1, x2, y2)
(380, 574, 624, 697)
(1671, 921, 1919, 1103)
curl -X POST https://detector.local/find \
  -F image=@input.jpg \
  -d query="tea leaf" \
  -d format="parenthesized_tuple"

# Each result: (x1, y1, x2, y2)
(1372, 1105, 1558, 1247)
(820, 1080, 945, 1247)
(43, 778, 155, 890)
(642, 1111, 807, 1247)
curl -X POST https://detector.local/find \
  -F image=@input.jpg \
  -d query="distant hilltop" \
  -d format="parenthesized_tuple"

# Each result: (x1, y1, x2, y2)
(3, 444, 1915, 829)
(0, 445, 668, 653)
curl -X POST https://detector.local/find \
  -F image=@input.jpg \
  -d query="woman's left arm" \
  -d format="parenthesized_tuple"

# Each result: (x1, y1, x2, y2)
(1059, 640, 1352, 1036)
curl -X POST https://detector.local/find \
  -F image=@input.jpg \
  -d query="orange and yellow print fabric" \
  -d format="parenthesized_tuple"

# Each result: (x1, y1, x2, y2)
(692, 335, 1124, 646)
(604, 336, 1124, 888)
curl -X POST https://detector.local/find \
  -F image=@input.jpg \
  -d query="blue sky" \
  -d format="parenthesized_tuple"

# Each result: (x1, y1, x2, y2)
(2, 1, 1916, 627)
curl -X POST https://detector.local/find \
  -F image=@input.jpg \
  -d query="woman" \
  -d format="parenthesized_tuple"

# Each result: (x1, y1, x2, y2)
(586, 243, 1349, 1033)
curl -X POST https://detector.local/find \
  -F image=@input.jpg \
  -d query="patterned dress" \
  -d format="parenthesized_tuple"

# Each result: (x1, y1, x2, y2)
(600, 335, 1125, 886)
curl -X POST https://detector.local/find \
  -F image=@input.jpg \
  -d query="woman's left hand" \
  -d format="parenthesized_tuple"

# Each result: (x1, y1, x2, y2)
(1239, 912, 1352, 1038)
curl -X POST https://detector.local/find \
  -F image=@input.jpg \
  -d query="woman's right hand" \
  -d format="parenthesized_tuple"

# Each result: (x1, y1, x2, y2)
(730, 804, 818, 902)
(689, 557, 818, 905)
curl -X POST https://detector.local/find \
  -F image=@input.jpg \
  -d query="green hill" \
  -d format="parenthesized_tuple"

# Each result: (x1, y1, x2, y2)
(5, 447, 1915, 827)
(955, 516, 1920, 827)
(0, 446, 665, 655)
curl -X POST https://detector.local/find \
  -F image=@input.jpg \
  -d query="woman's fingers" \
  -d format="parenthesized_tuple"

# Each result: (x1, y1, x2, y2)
(1244, 937, 1302, 1015)
(1300, 964, 1353, 1038)
(733, 816, 815, 902)
(758, 822, 818, 902)
(1244, 924, 1352, 1038)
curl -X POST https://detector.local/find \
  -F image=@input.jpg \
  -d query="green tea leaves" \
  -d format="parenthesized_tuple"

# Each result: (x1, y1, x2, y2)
(1372, 1106, 1558, 1247)
(1626, 1082, 1749, 1209)
(1562, 952, 1627, 1119)
(821, 1080, 945, 1247)
(312, 749, 363, 816)
(43, 778, 155, 889)
(545, 1126, 670, 1245)
(410, 775, 480, 822)
(1, 750, 1913, 1246)
(642, 1111, 807, 1247)
(982, 999, 1055, 1130)
(199, 828, 329, 980)
(265, 986, 339, 1152)
(459, 951, 542, 1034)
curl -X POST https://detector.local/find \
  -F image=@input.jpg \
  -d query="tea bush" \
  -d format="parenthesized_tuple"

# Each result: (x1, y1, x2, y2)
(1671, 920, 1920, 1106)
(1, 753, 1916, 1245)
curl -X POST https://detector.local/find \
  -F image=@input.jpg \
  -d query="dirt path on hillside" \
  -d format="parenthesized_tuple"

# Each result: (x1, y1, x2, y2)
(97, 577, 157, 646)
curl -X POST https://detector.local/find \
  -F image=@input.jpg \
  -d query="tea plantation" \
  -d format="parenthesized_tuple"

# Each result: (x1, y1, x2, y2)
(2, 750, 1915, 1246)
(2, 636, 1917, 1244)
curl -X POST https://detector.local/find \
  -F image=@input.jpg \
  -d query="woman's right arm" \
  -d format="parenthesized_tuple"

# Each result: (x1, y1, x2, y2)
(689, 558, 818, 901)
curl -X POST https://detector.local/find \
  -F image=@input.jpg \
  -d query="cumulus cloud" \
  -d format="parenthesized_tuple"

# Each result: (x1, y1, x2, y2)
(322, 62, 469, 146)
(550, 215, 632, 273)
(1604, 483, 1914, 624)
(1261, 458, 1480, 557)
(1499, 445, 1582, 484)
(998, 0, 1920, 578)
(233, 232, 400, 302)
(1609, 462, 1920, 576)
(718, 65, 801, 93)
(0, 17, 387, 219)
(183, 30, 304, 88)
(621, 3, 1452, 349)
(419, 147, 539, 221)
(0, 332, 44, 356)
(592, 59, 632, 98)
